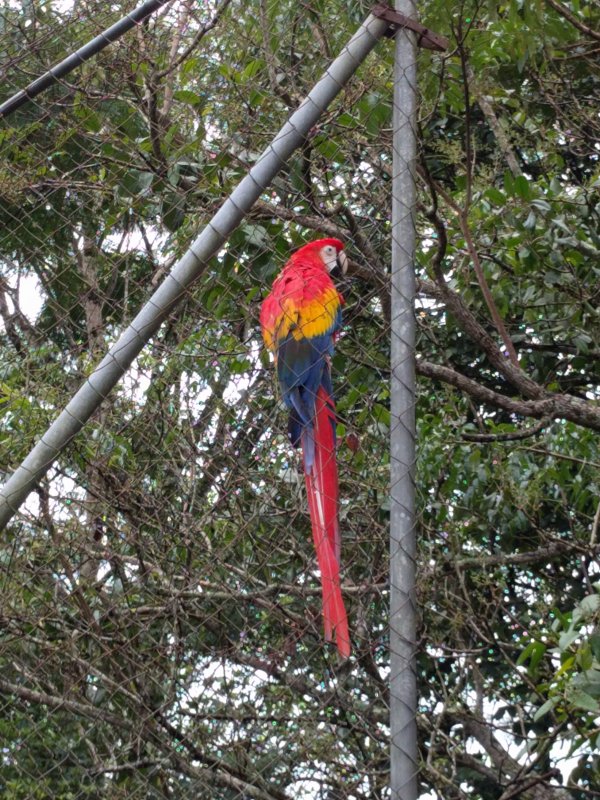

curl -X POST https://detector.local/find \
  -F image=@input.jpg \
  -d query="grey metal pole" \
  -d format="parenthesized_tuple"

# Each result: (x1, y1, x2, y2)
(0, 0, 169, 119)
(0, 12, 390, 529)
(390, 0, 418, 798)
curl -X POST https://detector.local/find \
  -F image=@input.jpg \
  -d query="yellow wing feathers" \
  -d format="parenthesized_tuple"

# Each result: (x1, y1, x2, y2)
(266, 287, 340, 352)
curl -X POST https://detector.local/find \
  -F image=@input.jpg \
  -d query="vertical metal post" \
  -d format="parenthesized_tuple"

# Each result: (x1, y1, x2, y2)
(390, 0, 418, 798)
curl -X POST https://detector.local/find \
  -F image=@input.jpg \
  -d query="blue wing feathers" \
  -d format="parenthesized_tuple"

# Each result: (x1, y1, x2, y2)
(278, 334, 330, 406)
(273, 295, 342, 471)
(277, 332, 338, 471)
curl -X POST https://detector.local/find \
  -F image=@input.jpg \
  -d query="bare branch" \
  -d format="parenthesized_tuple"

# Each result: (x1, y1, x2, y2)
(545, 0, 600, 43)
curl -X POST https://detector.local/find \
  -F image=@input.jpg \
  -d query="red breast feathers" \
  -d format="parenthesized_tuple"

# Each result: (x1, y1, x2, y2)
(260, 239, 345, 355)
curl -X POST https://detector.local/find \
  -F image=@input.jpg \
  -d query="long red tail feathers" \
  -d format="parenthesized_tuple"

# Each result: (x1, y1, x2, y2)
(303, 386, 350, 659)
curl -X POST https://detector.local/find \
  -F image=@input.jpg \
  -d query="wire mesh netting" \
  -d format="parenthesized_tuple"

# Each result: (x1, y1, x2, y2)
(2, 0, 600, 798)
(0, 2, 400, 798)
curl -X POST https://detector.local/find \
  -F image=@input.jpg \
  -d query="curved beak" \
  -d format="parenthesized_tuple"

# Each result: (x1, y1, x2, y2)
(331, 250, 348, 279)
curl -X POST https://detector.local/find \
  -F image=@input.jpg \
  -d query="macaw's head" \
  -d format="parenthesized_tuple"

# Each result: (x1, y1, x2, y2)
(292, 238, 348, 278)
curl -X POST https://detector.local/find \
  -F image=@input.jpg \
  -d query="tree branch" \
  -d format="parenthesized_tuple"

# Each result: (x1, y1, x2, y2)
(0, 677, 130, 730)
(416, 360, 553, 416)
(428, 172, 521, 367)
(461, 417, 550, 442)
(418, 278, 542, 397)
(417, 359, 600, 431)
(450, 540, 597, 571)
(155, 0, 235, 81)
(465, 63, 522, 178)
(448, 710, 572, 800)
(545, 0, 600, 43)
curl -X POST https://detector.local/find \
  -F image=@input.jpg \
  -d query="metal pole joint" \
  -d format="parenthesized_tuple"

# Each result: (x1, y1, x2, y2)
(371, 3, 448, 51)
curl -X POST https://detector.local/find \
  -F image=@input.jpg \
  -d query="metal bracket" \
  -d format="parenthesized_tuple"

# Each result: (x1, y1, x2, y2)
(372, 3, 448, 52)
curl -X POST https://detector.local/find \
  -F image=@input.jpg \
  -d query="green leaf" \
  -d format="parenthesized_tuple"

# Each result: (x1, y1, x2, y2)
(373, 404, 390, 428)
(531, 198, 551, 213)
(240, 59, 265, 82)
(161, 193, 186, 231)
(173, 89, 203, 106)
(571, 670, 600, 698)
(503, 171, 515, 194)
(484, 187, 506, 206)
(569, 690, 599, 713)
(514, 175, 532, 200)
(314, 136, 341, 161)
(533, 697, 558, 721)
(579, 594, 600, 618)
(589, 631, 600, 660)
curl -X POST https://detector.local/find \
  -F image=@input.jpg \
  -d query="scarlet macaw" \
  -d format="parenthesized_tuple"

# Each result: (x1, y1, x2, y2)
(260, 238, 350, 658)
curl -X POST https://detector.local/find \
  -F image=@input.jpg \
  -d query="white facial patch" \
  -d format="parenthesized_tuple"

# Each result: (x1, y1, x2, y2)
(320, 245, 347, 274)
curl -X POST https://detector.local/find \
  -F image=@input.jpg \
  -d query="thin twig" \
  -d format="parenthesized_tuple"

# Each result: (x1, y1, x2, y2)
(590, 498, 600, 546)
(545, 0, 600, 43)
(461, 416, 551, 442)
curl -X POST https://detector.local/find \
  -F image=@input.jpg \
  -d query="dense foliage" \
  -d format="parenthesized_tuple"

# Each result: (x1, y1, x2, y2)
(0, 0, 599, 798)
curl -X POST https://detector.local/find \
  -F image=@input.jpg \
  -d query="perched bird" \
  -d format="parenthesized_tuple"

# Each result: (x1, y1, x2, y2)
(260, 238, 350, 658)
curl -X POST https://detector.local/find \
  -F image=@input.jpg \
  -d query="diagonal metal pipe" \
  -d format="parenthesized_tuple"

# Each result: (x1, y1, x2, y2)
(0, 0, 169, 119)
(0, 12, 390, 529)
